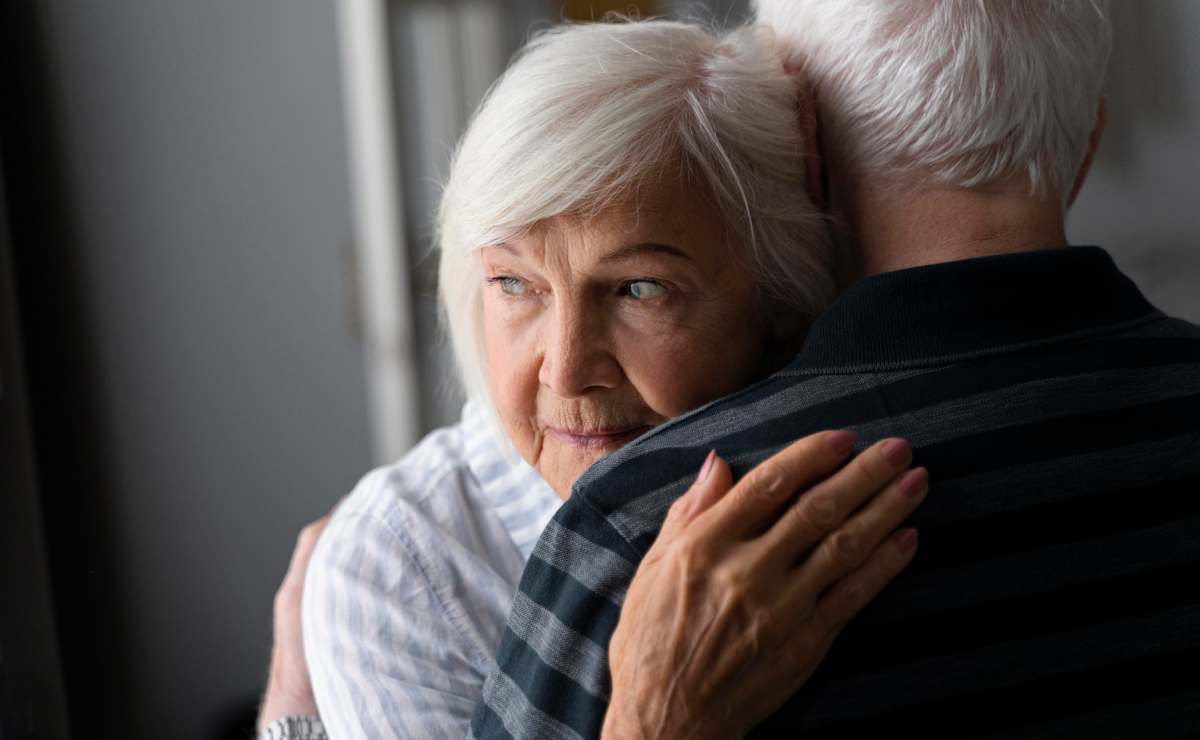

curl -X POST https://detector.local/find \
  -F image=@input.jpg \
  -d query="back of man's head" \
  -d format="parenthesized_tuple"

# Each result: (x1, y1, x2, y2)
(755, 0, 1112, 202)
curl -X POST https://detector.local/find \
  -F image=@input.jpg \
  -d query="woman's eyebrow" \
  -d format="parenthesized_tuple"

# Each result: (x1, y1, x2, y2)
(482, 242, 527, 261)
(602, 242, 695, 263)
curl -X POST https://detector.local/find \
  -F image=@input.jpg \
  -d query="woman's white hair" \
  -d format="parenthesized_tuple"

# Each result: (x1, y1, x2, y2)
(438, 19, 832, 408)
(754, 0, 1112, 199)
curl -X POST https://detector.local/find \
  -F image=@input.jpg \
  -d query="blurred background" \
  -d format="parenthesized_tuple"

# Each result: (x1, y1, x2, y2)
(1, 1, 1196, 738)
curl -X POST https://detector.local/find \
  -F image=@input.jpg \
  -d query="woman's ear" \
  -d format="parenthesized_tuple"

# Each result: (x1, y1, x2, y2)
(790, 73, 826, 209)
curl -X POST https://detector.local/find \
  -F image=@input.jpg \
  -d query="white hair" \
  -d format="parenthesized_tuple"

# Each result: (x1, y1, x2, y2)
(754, 0, 1112, 199)
(437, 19, 833, 408)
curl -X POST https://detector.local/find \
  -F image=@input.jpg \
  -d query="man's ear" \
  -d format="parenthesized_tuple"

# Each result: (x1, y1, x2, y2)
(789, 70, 826, 209)
(1067, 96, 1107, 208)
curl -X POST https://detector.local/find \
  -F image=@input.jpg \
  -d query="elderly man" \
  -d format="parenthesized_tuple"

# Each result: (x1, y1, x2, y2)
(472, 1, 1200, 738)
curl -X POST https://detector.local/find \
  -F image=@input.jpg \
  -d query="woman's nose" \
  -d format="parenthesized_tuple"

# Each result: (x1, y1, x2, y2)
(538, 303, 621, 397)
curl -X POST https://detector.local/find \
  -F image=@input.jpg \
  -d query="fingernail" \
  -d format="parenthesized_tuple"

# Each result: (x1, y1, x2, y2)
(882, 438, 912, 466)
(896, 528, 919, 550)
(827, 430, 857, 456)
(698, 449, 717, 482)
(900, 468, 929, 498)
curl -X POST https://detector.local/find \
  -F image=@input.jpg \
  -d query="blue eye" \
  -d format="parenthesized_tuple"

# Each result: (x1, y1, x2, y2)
(623, 280, 665, 300)
(489, 276, 527, 296)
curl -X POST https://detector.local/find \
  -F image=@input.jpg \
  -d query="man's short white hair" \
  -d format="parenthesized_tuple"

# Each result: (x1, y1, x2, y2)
(754, 0, 1112, 199)
(438, 19, 833, 407)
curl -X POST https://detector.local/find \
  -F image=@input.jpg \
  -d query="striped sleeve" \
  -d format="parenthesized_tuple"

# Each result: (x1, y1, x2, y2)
(472, 498, 640, 740)
(303, 503, 480, 738)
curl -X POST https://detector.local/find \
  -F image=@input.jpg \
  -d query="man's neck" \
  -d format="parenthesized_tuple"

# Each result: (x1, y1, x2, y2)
(844, 181, 1069, 277)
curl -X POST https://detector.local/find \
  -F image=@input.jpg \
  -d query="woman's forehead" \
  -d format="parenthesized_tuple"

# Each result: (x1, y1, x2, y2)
(488, 226, 719, 276)
(491, 179, 725, 261)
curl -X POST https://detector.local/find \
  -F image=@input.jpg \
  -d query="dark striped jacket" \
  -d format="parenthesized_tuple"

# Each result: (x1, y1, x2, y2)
(472, 247, 1200, 739)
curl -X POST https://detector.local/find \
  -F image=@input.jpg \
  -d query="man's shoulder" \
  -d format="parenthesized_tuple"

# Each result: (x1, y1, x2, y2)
(566, 364, 918, 552)
(1131, 314, 1200, 339)
(1077, 312, 1200, 381)
(569, 312, 1200, 544)
(574, 370, 773, 507)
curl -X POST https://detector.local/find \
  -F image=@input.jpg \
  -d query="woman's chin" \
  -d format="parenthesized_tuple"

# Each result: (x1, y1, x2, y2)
(530, 423, 659, 499)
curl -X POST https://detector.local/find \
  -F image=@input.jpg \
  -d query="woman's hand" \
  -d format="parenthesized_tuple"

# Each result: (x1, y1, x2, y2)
(602, 431, 927, 740)
(257, 510, 336, 733)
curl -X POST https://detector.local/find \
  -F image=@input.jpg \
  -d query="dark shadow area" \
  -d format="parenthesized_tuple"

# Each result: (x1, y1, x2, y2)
(0, 2, 136, 736)
(210, 695, 259, 740)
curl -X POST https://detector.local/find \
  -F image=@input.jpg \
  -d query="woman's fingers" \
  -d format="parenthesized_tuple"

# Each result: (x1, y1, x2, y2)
(811, 526, 921, 636)
(685, 452, 735, 523)
(659, 451, 734, 540)
(755, 437, 913, 566)
(607, 435, 928, 740)
(790, 466, 927, 597)
(700, 430, 858, 541)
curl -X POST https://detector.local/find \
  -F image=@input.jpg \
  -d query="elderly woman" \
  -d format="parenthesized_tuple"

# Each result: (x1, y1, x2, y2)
(257, 18, 925, 740)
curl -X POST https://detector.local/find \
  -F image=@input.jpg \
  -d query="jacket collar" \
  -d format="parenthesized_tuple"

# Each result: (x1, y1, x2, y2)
(793, 247, 1161, 373)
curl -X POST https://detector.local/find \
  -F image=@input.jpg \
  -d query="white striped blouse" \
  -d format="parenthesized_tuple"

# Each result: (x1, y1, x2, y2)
(302, 401, 562, 738)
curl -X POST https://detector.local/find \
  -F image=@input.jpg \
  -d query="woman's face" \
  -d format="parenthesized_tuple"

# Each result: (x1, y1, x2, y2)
(481, 178, 782, 499)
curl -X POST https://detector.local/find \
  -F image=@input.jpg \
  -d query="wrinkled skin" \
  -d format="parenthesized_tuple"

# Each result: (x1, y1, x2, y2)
(481, 176, 787, 500)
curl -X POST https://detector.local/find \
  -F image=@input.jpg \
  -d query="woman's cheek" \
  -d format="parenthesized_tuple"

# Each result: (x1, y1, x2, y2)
(484, 303, 537, 409)
(485, 325, 545, 468)
(485, 292, 540, 346)
(613, 326, 707, 416)
(643, 313, 767, 413)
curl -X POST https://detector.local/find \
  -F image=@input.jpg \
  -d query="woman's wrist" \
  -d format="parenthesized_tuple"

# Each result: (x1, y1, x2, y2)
(602, 685, 731, 740)
(257, 648, 319, 733)
(601, 689, 655, 740)
(257, 715, 326, 740)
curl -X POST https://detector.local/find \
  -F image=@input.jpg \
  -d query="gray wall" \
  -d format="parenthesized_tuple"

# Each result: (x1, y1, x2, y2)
(25, 1, 371, 736)
(1069, 1, 1200, 322)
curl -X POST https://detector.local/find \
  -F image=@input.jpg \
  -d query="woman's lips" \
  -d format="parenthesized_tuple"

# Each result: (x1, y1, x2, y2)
(546, 425, 652, 450)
